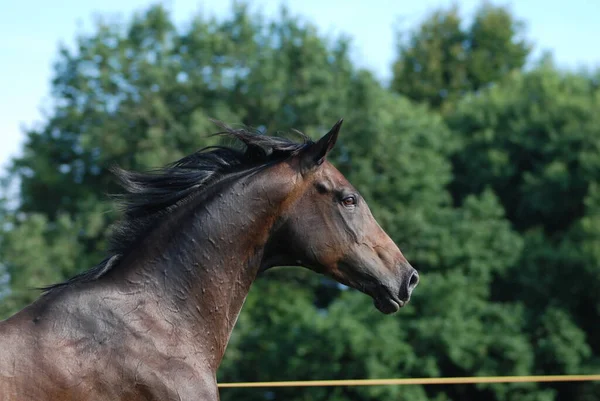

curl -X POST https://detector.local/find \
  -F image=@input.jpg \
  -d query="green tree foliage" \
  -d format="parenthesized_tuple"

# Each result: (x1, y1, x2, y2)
(447, 66, 600, 399)
(1, 3, 598, 401)
(391, 2, 531, 112)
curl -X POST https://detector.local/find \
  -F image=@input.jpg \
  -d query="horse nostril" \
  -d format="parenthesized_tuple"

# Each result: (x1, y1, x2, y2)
(408, 270, 419, 292)
(397, 268, 419, 303)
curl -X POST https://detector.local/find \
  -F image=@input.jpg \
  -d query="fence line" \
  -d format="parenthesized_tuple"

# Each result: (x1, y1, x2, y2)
(218, 374, 600, 388)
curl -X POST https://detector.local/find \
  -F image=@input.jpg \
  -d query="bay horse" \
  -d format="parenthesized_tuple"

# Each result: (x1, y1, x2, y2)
(0, 120, 418, 400)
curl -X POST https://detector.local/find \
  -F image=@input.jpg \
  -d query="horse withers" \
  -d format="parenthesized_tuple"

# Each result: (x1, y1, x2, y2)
(0, 120, 418, 400)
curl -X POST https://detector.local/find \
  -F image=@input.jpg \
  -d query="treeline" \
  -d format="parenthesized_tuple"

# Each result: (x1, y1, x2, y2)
(1, 3, 599, 401)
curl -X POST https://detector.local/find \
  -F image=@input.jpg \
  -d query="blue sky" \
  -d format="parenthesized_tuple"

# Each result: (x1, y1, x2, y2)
(1, 0, 599, 173)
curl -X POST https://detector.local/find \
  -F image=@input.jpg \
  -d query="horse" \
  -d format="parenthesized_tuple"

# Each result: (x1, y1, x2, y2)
(0, 120, 419, 400)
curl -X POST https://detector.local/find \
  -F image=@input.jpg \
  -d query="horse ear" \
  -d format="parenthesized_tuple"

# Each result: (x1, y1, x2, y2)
(302, 119, 343, 168)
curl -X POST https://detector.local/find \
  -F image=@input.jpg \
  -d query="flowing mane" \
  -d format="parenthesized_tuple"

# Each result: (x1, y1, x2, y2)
(42, 122, 312, 292)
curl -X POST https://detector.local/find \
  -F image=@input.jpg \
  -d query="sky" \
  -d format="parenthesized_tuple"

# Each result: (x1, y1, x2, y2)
(1, 0, 599, 174)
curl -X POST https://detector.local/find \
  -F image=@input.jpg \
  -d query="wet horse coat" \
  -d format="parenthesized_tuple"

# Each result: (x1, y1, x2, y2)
(0, 121, 418, 400)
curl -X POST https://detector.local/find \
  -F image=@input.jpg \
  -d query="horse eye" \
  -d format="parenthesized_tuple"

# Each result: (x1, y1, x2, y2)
(342, 195, 357, 207)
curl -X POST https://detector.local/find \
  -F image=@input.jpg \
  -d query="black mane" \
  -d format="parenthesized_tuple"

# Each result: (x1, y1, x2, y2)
(42, 121, 312, 293)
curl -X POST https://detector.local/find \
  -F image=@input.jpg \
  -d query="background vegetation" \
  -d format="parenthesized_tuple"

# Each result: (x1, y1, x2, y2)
(1, 3, 599, 400)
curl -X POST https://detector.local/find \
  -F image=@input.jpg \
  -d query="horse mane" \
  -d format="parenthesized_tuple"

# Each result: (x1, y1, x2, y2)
(42, 121, 313, 293)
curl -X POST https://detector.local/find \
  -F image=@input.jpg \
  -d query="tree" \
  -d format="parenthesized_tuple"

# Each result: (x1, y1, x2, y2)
(447, 65, 600, 400)
(391, 2, 531, 112)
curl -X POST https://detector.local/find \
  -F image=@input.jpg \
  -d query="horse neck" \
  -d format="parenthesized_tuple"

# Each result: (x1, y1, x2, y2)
(118, 162, 299, 369)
